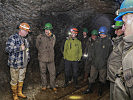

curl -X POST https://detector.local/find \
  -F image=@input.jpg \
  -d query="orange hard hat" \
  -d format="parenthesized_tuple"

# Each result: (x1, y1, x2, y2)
(19, 23, 30, 32)
(70, 28, 78, 34)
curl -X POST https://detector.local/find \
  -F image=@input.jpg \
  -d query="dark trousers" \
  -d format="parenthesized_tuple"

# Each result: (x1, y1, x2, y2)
(65, 60, 79, 85)
(78, 59, 85, 77)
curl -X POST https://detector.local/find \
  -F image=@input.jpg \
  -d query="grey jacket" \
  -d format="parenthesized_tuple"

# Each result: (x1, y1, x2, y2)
(84, 37, 97, 61)
(107, 36, 123, 82)
(122, 34, 133, 87)
(36, 33, 56, 62)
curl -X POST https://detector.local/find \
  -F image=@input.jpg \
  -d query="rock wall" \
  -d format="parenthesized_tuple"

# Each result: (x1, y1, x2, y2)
(0, 0, 118, 92)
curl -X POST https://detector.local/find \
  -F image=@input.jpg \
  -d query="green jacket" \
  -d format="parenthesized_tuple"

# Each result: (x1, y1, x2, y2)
(63, 38, 82, 61)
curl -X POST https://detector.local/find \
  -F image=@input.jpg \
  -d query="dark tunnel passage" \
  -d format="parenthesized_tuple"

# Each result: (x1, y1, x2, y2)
(39, 13, 116, 80)
(0, 0, 122, 99)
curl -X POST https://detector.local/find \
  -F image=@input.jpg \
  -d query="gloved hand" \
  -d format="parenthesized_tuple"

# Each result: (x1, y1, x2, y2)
(83, 53, 88, 58)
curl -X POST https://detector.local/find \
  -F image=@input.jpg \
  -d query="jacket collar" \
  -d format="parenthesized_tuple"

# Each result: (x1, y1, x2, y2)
(123, 34, 133, 52)
(113, 35, 123, 45)
(70, 37, 77, 40)
(15, 32, 22, 38)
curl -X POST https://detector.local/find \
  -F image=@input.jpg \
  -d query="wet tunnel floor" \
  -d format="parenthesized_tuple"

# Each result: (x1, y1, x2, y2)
(35, 73, 110, 100)
(35, 83, 110, 100)
(3, 73, 110, 100)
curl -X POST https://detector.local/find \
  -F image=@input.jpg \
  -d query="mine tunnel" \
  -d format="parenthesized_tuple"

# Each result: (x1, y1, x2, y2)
(0, 0, 124, 100)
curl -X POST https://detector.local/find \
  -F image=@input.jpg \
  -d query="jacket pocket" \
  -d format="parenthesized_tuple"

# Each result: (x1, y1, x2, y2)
(123, 68, 133, 87)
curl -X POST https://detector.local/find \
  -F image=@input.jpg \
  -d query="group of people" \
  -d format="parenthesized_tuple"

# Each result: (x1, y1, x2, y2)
(108, 0, 133, 100)
(81, 26, 112, 96)
(5, 0, 133, 100)
(82, 1, 133, 100)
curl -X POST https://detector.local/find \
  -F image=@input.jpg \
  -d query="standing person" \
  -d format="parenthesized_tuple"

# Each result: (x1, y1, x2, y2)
(81, 28, 88, 54)
(113, 0, 133, 100)
(83, 29, 98, 82)
(63, 28, 82, 88)
(36, 23, 57, 91)
(5, 22, 31, 100)
(107, 21, 124, 100)
(83, 26, 112, 96)
(79, 28, 88, 79)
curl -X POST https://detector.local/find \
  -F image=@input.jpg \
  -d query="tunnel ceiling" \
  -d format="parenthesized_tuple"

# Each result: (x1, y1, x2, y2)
(0, 0, 117, 37)
(0, 0, 118, 92)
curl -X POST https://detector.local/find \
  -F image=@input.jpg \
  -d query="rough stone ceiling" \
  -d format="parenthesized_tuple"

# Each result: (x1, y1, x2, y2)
(0, 0, 119, 93)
